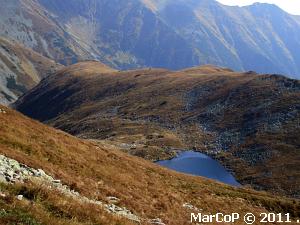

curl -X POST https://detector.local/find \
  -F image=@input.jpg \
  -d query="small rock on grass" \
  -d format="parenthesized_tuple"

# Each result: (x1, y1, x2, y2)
(17, 195, 23, 201)
(0, 108, 7, 114)
(148, 218, 166, 225)
(106, 196, 120, 203)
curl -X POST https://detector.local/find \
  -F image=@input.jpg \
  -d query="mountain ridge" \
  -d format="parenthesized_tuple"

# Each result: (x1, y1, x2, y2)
(14, 61, 300, 198)
(1, 0, 299, 78)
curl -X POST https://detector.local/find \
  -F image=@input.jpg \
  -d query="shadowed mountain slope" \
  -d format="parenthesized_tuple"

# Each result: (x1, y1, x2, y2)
(1, 0, 300, 77)
(15, 61, 300, 198)
(0, 37, 62, 105)
(145, 0, 300, 78)
(0, 0, 198, 70)
(0, 0, 96, 65)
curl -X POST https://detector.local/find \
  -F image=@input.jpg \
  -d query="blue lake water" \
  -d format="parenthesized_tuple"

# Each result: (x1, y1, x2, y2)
(156, 151, 240, 186)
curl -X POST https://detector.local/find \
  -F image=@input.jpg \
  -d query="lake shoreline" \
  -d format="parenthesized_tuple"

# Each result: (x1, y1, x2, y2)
(155, 150, 241, 187)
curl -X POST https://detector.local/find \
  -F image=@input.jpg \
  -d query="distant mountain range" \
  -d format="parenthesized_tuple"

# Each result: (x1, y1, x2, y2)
(0, 0, 299, 79)
(15, 61, 300, 198)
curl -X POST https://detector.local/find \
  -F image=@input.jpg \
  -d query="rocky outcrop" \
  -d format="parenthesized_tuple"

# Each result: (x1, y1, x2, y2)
(0, 108, 7, 114)
(0, 155, 140, 222)
(0, 154, 168, 224)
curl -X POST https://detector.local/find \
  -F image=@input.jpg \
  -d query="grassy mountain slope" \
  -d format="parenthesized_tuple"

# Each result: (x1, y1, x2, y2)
(2, 106, 300, 224)
(15, 62, 300, 198)
(0, 37, 62, 105)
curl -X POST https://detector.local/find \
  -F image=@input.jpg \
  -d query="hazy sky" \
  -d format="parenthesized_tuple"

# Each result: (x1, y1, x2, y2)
(216, 0, 300, 15)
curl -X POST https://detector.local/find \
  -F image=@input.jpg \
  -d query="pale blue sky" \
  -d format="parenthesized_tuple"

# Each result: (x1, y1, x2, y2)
(216, 0, 300, 15)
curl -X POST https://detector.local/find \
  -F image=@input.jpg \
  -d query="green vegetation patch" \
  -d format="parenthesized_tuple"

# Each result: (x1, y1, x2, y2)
(6, 76, 27, 95)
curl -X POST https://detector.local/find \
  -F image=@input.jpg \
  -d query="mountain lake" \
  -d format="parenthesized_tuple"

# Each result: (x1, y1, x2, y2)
(156, 151, 240, 186)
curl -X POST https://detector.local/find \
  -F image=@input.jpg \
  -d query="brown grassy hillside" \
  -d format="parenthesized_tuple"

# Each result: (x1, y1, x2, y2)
(0, 37, 62, 105)
(15, 62, 300, 198)
(1, 106, 300, 225)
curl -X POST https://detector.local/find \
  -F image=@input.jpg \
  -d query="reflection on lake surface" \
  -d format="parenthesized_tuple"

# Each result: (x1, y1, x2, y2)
(156, 151, 240, 186)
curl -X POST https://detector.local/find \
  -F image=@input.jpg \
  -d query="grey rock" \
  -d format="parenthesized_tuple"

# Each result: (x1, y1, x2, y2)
(182, 203, 202, 212)
(106, 196, 120, 203)
(0, 154, 161, 223)
(16, 195, 23, 201)
(148, 218, 166, 225)
(0, 108, 7, 114)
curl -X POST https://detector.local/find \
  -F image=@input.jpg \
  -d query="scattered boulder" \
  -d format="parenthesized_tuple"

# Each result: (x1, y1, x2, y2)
(0, 108, 7, 114)
(16, 195, 23, 201)
(182, 202, 202, 211)
(106, 196, 120, 203)
(105, 204, 140, 222)
(148, 218, 166, 225)
(0, 154, 166, 223)
(0, 154, 143, 223)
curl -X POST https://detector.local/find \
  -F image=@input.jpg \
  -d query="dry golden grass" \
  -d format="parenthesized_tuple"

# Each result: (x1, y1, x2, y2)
(0, 106, 299, 224)
(0, 37, 62, 89)
(15, 61, 300, 198)
(0, 182, 134, 225)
